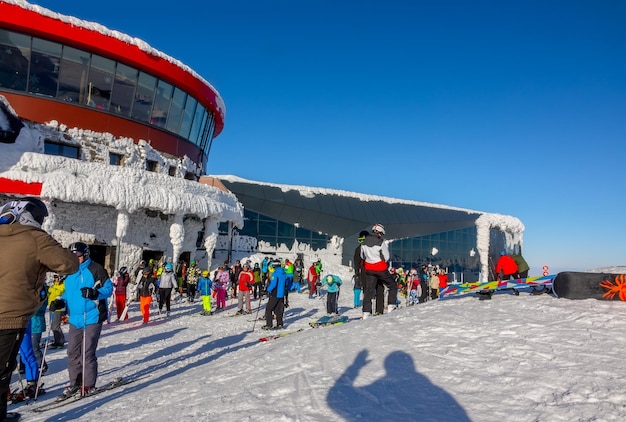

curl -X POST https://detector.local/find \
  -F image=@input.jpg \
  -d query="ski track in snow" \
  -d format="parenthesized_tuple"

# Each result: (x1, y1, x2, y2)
(10, 286, 626, 421)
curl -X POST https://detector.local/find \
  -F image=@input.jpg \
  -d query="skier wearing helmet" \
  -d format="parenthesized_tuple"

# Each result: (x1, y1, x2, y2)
(158, 263, 178, 316)
(0, 197, 79, 420)
(360, 223, 398, 319)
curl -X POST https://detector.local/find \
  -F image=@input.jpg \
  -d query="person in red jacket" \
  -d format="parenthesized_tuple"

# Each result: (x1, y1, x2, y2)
(495, 251, 519, 280)
(437, 269, 448, 289)
(307, 263, 318, 299)
(235, 264, 254, 315)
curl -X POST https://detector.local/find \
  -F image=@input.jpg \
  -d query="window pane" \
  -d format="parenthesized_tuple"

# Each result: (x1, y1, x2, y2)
(189, 106, 206, 145)
(179, 96, 196, 138)
(166, 88, 185, 132)
(58, 46, 90, 104)
(29, 38, 62, 97)
(132, 71, 156, 123)
(87, 54, 114, 110)
(151, 79, 173, 128)
(110, 63, 137, 116)
(0, 29, 30, 91)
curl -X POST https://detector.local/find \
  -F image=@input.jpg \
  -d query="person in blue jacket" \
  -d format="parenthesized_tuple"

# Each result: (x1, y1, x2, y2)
(50, 242, 113, 398)
(322, 274, 343, 315)
(197, 270, 213, 316)
(262, 260, 287, 330)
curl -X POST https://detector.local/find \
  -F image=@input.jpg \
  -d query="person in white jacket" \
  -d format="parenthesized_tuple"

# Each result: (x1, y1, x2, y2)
(158, 263, 178, 316)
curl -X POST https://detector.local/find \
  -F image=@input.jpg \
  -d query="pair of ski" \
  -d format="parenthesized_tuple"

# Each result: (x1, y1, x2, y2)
(31, 375, 148, 413)
(439, 275, 555, 298)
(258, 315, 351, 342)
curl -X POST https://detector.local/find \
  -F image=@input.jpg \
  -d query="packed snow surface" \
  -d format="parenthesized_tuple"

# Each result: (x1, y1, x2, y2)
(12, 265, 626, 421)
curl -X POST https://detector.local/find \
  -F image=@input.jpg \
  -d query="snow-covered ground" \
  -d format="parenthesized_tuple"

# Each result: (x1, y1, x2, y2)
(11, 264, 626, 422)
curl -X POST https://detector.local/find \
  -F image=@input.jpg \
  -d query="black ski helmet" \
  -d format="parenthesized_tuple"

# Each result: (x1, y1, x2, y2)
(69, 242, 90, 259)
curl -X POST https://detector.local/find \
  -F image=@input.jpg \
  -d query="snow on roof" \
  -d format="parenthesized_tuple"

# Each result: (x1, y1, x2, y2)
(218, 174, 485, 215)
(5, 0, 226, 116)
(2, 152, 243, 223)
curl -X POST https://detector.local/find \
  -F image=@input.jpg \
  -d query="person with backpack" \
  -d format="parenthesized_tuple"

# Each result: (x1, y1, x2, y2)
(113, 267, 130, 321)
(49, 242, 113, 398)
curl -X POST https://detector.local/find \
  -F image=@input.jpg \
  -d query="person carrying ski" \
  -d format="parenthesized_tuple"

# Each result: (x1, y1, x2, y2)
(262, 260, 288, 330)
(158, 263, 178, 316)
(197, 270, 213, 315)
(0, 197, 79, 421)
(322, 274, 343, 315)
(50, 242, 112, 398)
(360, 223, 398, 319)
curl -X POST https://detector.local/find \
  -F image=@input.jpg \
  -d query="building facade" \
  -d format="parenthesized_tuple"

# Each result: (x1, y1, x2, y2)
(0, 1, 242, 275)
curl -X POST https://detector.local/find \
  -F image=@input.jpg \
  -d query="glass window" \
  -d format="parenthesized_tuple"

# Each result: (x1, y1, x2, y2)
(277, 221, 295, 237)
(146, 160, 157, 172)
(189, 105, 206, 146)
(151, 79, 173, 128)
(29, 38, 62, 97)
(110, 63, 137, 116)
(166, 88, 186, 133)
(57, 46, 89, 104)
(258, 220, 276, 237)
(44, 141, 79, 158)
(179, 96, 196, 138)
(0, 29, 30, 91)
(109, 153, 123, 165)
(87, 54, 114, 110)
(132, 71, 156, 123)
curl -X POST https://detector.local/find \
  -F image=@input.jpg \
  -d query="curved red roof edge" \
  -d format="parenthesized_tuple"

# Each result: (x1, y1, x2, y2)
(0, 2, 225, 137)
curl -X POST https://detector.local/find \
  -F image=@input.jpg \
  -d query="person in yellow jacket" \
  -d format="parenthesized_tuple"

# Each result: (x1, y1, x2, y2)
(47, 274, 66, 348)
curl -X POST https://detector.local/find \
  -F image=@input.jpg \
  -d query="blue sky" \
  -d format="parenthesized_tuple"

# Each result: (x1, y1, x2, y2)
(31, 0, 626, 272)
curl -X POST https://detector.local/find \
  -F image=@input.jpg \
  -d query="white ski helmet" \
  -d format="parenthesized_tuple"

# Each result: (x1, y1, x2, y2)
(372, 223, 385, 235)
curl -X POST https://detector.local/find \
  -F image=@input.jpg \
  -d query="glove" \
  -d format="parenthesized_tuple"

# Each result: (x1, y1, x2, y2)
(316, 282, 322, 287)
(50, 298, 66, 311)
(80, 287, 99, 300)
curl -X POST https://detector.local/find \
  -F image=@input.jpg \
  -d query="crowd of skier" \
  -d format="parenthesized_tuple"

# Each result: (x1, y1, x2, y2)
(0, 196, 532, 421)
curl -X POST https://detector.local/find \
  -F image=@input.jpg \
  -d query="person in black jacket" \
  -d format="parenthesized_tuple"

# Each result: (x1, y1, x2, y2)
(352, 231, 369, 308)
(137, 269, 157, 324)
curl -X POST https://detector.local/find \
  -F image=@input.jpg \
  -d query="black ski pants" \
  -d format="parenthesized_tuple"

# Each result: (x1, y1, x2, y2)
(264, 295, 284, 328)
(158, 288, 173, 312)
(0, 328, 26, 420)
(362, 269, 397, 314)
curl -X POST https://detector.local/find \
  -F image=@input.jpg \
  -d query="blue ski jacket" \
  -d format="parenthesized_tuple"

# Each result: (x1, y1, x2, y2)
(198, 276, 213, 296)
(267, 267, 287, 298)
(322, 274, 342, 293)
(63, 258, 113, 329)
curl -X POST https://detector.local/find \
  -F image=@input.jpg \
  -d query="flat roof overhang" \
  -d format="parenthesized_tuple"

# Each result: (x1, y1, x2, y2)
(218, 177, 482, 240)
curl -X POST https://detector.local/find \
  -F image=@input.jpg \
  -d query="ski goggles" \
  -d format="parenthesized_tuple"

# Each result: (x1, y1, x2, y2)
(0, 210, 17, 225)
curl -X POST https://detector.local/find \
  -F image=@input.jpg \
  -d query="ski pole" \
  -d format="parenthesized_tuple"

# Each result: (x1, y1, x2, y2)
(81, 311, 86, 396)
(34, 321, 53, 400)
(251, 293, 265, 333)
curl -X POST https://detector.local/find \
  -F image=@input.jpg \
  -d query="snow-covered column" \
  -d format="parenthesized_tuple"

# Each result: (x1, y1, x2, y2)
(170, 214, 184, 264)
(475, 214, 525, 282)
(114, 210, 130, 272)
(475, 215, 491, 282)
(203, 218, 219, 271)
(41, 199, 55, 234)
